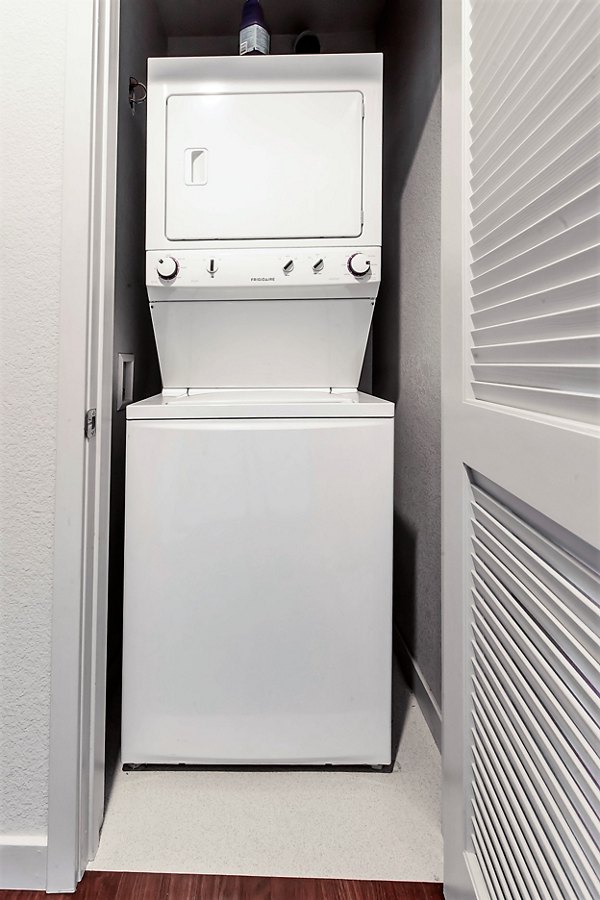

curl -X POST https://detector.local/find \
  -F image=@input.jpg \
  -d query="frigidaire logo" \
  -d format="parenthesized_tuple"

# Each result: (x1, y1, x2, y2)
(251, 277, 276, 282)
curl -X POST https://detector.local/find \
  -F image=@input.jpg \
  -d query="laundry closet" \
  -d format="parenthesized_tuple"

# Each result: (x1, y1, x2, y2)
(98, 0, 442, 882)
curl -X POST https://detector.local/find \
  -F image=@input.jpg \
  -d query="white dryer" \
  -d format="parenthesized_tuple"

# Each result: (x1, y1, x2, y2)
(143, 53, 383, 393)
(121, 54, 393, 766)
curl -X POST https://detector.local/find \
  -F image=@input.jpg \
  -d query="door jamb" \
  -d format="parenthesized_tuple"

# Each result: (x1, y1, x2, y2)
(441, 0, 477, 897)
(46, 0, 119, 890)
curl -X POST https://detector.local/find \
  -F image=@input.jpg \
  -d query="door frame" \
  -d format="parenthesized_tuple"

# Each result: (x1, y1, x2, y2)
(45, 0, 474, 891)
(46, 0, 120, 890)
(440, 3, 473, 895)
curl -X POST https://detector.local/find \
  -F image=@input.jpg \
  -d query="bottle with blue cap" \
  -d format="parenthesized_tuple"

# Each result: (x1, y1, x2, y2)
(239, 0, 270, 55)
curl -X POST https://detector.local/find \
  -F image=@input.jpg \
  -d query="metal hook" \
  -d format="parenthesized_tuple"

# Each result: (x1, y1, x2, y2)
(129, 76, 147, 116)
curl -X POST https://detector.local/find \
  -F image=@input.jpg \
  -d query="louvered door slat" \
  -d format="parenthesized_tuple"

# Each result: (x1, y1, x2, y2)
(473, 603, 598, 849)
(469, 1, 512, 62)
(472, 115, 600, 221)
(468, 0, 600, 424)
(471, 4, 597, 149)
(472, 721, 564, 898)
(473, 565, 599, 788)
(471, 484, 600, 601)
(472, 383, 600, 424)
(472, 733, 554, 896)
(471, 52, 600, 193)
(470, 0, 567, 121)
(470, 154, 600, 247)
(472, 569, 599, 766)
(472, 362, 599, 394)
(472, 215, 600, 290)
(468, 475, 600, 900)
(471, 7, 599, 179)
(472, 305, 600, 348)
(469, 0, 521, 88)
(470, 0, 555, 120)
(472, 530, 598, 674)
(472, 501, 600, 624)
(472, 502, 600, 640)
(471, 186, 600, 276)
(473, 787, 528, 899)
(472, 335, 600, 364)
(471, 245, 600, 311)
(472, 818, 511, 900)
(473, 640, 598, 896)
(473, 696, 572, 898)
(471, 304, 600, 353)
(471, 281, 600, 328)
(473, 662, 594, 899)
(471, 127, 600, 229)
(470, 1, 546, 117)
(472, 757, 544, 900)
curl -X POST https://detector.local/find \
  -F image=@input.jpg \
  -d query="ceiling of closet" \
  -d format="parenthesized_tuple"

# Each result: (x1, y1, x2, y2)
(155, 0, 386, 36)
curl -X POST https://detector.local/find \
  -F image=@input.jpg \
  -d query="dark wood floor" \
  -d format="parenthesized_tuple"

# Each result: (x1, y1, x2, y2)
(0, 872, 444, 900)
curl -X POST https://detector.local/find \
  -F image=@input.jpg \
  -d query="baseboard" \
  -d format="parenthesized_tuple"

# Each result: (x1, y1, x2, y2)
(0, 835, 47, 890)
(394, 628, 442, 750)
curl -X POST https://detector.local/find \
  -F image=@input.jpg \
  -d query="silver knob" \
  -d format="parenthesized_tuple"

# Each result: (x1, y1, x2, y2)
(207, 258, 218, 275)
(283, 259, 294, 274)
(347, 252, 371, 278)
(312, 259, 324, 273)
(156, 256, 179, 280)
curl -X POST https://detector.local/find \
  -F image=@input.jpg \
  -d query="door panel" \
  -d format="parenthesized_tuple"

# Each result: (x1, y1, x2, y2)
(442, 1, 600, 898)
(165, 91, 364, 241)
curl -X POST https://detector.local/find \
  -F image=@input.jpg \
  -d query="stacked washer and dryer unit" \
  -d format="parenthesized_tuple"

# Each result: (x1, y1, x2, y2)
(122, 53, 394, 767)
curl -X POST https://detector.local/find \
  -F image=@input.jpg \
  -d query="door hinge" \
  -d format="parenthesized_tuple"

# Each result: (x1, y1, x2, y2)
(85, 408, 97, 439)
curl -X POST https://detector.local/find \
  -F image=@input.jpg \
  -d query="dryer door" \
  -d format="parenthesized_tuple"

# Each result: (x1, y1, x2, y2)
(165, 90, 364, 241)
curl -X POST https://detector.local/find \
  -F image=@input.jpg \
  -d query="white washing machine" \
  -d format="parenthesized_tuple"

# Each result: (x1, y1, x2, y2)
(121, 54, 393, 766)
(122, 390, 393, 765)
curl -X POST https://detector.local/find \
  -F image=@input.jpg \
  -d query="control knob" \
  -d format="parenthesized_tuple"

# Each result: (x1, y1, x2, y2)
(156, 256, 179, 280)
(347, 252, 371, 278)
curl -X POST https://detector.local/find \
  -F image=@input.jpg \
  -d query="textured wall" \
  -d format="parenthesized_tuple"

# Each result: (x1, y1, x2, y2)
(107, 0, 165, 686)
(374, 1, 442, 709)
(0, 1, 68, 834)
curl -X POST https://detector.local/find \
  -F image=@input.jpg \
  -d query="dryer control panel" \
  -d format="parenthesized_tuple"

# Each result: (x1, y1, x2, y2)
(146, 247, 381, 301)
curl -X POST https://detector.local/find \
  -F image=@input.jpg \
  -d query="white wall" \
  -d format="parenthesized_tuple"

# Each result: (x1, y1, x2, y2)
(374, 0, 442, 742)
(0, 0, 68, 858)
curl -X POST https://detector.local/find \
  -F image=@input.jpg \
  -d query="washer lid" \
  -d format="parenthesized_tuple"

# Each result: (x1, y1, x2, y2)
(127, 389, 394, 420)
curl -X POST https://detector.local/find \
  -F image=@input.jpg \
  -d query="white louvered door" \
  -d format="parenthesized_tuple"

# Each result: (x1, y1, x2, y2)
(441, 2, 600, 898)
